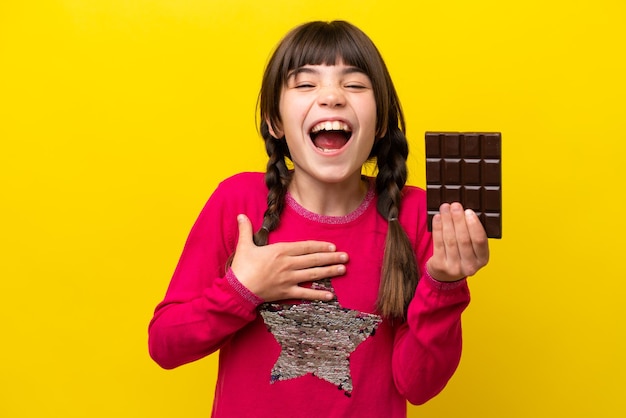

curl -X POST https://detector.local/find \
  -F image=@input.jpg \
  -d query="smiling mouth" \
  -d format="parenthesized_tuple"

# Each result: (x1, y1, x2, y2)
(309, 121, 352, 152)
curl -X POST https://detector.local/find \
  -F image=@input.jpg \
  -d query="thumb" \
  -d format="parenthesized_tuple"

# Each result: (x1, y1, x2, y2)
(236, 214, 254, 248)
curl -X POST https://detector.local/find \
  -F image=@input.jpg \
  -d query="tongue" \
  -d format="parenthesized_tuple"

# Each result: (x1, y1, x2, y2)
(313, 132, 348, 150)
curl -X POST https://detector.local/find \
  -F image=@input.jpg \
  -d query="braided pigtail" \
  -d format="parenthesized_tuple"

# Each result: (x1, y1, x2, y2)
(253, 123, 292, 246)
(375, 128, 419, 320)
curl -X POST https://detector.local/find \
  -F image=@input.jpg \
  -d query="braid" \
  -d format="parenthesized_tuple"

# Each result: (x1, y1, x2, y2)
(375, 128, 419, 320)
(253, 123, 292, 246)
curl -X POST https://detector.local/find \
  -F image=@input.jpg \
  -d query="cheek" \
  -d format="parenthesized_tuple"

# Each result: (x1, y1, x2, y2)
(359, 95, 378, 128)
(364, 105, 378, 136)
(279, 97, 308, 132)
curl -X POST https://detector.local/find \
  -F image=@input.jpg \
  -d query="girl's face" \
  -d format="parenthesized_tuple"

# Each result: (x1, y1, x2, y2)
(273, 61, 377, 187)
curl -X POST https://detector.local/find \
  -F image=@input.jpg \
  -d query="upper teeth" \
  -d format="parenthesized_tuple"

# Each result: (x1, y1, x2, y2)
(311, 121, 351, 133)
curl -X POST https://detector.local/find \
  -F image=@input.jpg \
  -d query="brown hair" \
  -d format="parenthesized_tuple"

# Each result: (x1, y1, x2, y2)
(256, 21, 418, 320)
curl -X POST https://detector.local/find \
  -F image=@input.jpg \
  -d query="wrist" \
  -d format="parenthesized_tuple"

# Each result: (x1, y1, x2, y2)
(425, 260, 466, 283)
(226, 268, 265, 307)
(423, 267, 467, 291)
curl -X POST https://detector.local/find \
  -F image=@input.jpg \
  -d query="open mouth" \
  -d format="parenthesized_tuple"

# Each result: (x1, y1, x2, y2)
(309, 121, 352, 153)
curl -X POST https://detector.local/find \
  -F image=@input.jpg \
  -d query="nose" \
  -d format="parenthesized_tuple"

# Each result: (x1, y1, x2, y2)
(317, 84, 346, 108)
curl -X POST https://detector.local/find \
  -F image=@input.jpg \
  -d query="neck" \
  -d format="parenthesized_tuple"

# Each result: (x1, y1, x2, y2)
(288, 173, 368, 217)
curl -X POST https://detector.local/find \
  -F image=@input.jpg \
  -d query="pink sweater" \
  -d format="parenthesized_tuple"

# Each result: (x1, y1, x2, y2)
(149, 172, 470, 417)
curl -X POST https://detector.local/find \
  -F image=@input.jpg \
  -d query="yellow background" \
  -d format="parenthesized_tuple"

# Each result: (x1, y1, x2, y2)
(1, 0, 625, 416)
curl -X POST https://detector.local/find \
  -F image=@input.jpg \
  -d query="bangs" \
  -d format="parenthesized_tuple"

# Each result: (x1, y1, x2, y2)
(260, 21, 401, 139)
(279, 22, 374, 81)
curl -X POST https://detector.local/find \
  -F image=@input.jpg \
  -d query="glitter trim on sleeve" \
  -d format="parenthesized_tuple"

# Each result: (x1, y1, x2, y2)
(423, 267, 467, 291)
(225, 268, 265, 307)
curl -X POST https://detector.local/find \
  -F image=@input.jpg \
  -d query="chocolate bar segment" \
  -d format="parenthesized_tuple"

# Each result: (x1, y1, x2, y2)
(425, 132, 502, 238)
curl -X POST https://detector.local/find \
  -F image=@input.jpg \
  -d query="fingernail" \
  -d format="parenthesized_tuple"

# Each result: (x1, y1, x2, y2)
(465, 209, 475, 217)
(328, 244, 336, 252)
(237, 214, 245, 223)
(337, 265, 346, 274)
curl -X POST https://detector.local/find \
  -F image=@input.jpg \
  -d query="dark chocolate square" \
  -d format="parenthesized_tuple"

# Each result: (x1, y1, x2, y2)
(425, 132, 502, 238)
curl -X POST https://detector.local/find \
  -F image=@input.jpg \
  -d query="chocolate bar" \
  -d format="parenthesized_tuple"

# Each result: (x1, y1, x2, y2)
(425, 132, 502, 238)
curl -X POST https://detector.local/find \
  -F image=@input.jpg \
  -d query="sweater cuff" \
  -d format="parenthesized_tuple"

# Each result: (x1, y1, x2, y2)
(422, 267, 467, 291)
(225, 268, 265, 308)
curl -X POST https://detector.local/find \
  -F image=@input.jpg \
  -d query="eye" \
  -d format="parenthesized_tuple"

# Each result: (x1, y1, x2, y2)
(343, 73, 372, 90)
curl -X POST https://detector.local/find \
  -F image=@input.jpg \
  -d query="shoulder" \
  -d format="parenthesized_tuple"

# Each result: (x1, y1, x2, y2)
(217, 172, 266, 190)
(400, 183, 427, 207)
(195, 172, 268, 248)
(211, 172, 267, 200)
(397, 184, 429, 245)
(200, 172, 267, 214)
(210, 171, 269, 221)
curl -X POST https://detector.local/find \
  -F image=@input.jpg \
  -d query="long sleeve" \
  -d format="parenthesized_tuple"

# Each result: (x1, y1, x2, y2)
(148, 175, 266, 369)
(392, 274, 469, 404)
(391, 186, 471, 404)
(148, 270, 262, 369)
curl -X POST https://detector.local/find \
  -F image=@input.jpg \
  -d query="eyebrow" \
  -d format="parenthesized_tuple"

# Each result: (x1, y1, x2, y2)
(287, 65, 366, 79)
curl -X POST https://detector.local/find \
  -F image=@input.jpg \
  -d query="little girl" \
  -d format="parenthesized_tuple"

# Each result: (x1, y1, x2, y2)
(149, 20, 489, 417)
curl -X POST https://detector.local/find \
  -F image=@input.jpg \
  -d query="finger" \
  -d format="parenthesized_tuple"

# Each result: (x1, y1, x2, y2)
(450, 202, 475, 261)
(277, 240, 339, 256)
(290, 263, 347, 284)
(236, 214, 254, 249)
(288, 251, 349, 271)
(430, 212, 444, 258)
(290, 287, 335, 302)
(440, 203, 460, 263)
(465, 209, 490, 262)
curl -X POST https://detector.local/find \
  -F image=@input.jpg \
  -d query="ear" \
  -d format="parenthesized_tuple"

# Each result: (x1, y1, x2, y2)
(266, 118, 284, 139)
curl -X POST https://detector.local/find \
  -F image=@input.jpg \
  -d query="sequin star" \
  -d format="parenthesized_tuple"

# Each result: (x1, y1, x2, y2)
(259, 278, 382, 395)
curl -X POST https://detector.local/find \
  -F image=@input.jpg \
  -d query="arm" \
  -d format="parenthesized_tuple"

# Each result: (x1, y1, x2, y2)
(393, 197, 487, 404)
(148, 270, 263, 369)
(148, 183, 261, 369)
(392, 272, 469, 405)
